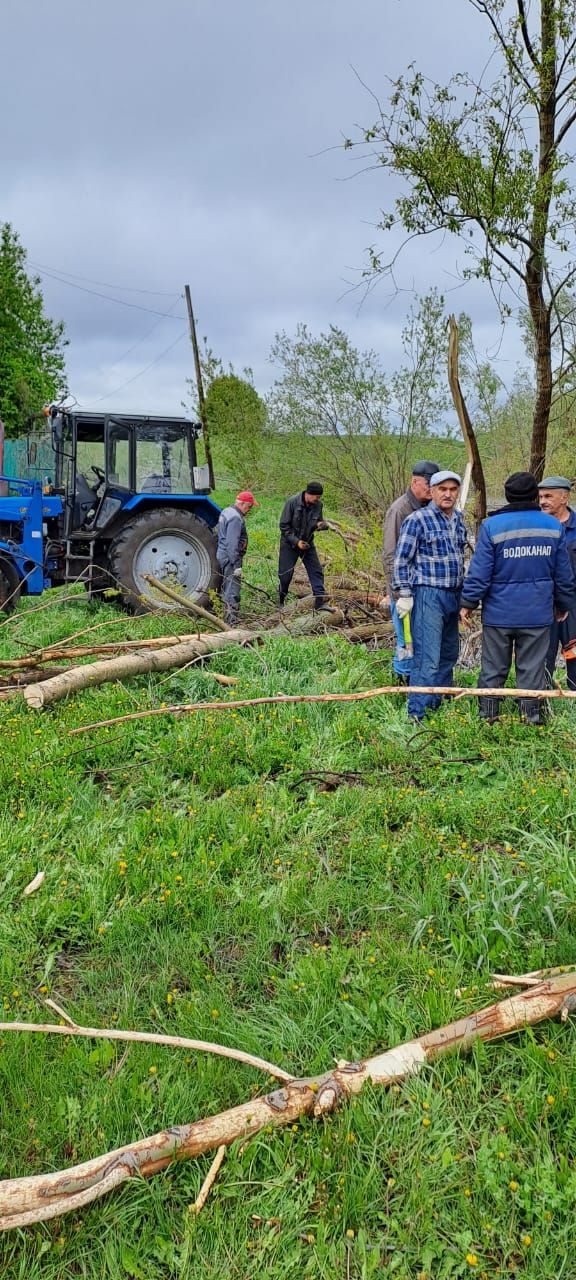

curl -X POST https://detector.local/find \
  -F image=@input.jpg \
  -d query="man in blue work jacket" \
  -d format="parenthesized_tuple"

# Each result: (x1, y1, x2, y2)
(393, 470, 467, 721)
(460, 472, 575, 724)
(538, 476, 576, 690)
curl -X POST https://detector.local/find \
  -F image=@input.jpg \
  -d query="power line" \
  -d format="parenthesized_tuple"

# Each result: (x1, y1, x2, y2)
(103, 295, 183, 371)
(33, 266, 185, 319)
(78, 330, 188, 405)
(29, 260, 178, 297)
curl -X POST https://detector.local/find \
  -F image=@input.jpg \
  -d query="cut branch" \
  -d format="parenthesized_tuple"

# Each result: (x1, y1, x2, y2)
(0, 633, 217, 670)
(0, 1016, 292, 1082)
(142, 576, 232, 631)
(190, 1146, 227, 1214)
(1, 971, 575, 1229)
(69, 682, 572, 735)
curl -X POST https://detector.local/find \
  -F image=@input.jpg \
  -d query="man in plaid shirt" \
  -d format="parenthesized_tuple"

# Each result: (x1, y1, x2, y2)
(393, 470, 466, 721)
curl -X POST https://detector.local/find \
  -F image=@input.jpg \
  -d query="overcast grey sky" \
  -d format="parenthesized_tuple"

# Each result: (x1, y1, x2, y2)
(3, 0, 525, 415)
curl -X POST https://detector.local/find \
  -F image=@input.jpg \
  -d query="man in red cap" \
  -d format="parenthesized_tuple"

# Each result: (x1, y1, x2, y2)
(216, 491, 258, 624)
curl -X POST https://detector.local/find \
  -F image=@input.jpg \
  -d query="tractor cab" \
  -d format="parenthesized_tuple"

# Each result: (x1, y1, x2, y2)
(41, 408, 221, 610)
(49, 409, 211, 536)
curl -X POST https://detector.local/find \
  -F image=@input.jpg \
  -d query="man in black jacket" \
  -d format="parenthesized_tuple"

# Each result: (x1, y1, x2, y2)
(278, 482, 330, 608)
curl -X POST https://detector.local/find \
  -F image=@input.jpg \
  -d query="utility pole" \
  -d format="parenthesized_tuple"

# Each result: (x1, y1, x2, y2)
(184, 284, 215, 490)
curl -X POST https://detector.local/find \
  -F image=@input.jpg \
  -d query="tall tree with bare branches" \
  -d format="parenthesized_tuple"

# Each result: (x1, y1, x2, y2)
(351, 0, 576, 478)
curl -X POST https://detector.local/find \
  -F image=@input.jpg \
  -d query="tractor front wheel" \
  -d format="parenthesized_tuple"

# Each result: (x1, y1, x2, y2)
(0, 558, 20, 615)
(108, 509, 219, 613)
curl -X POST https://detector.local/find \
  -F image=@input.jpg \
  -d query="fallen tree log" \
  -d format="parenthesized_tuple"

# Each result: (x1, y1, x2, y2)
(23, 611, 345, 710)
(0, 668, 71, 699)
(343, 621, 393, 642)
(69, 681, 575, 735)
(1, 971, 575, 1229)
(24, 629, 254, 709)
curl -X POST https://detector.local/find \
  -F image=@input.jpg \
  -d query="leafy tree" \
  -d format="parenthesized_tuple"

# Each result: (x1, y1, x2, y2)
(186, 345, 268, 482)
(0, 224, 67, 436)
(351, 0, 576, 477)
(204, 372, 267, 476)
(267, 291, 452, 513)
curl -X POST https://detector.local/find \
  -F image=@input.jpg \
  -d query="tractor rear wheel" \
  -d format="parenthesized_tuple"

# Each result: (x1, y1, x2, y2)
(108, 508, 219, 613)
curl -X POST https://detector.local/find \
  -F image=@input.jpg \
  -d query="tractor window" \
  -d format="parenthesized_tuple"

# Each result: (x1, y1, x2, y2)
(76, 438, 105, 483)
(107, 425, 131, 489)
(135, 424, 193, 494)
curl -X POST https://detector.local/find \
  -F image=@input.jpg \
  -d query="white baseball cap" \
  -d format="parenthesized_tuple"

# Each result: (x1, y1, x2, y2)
(430, 470, 461, 486)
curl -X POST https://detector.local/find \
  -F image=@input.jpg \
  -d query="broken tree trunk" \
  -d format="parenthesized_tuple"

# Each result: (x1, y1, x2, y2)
(448, 314, 487, 532)
(1, 971, 575, 1229)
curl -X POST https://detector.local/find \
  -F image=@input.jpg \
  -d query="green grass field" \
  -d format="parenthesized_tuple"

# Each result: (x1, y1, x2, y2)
(1, 493, 576, 1279)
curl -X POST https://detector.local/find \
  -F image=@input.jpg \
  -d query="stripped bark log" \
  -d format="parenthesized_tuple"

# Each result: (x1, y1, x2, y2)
(24, 629, 254, 709)
(69, 682, 572, 735)
(1, 971, 575, 1230)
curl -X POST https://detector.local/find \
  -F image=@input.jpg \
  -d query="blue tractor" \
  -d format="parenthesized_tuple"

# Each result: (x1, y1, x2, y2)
(0, 408, 222, 614)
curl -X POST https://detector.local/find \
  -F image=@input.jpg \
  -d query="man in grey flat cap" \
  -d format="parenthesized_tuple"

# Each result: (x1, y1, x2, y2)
(393, 470, 466, 720)
(538, 476, 576, 689)
(382, 459, 440, 680)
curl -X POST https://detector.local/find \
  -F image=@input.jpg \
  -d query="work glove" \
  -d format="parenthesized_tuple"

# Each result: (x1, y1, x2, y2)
(396, 595, 414, 619)
(232, 567, 242, 579)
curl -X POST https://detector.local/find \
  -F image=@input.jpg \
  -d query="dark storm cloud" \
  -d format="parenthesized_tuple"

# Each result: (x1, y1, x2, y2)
(3, 0, 525, 413)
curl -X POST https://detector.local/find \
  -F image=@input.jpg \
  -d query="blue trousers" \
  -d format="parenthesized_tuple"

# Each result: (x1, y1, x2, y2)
(545, 618, 576, 690)
(390, 597, 412, 677)
(408, 586, 461, 720)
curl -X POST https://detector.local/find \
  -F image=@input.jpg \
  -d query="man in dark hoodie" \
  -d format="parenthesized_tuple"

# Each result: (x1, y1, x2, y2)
(278, 482, 330, 609)
(460, 472, 575, 724)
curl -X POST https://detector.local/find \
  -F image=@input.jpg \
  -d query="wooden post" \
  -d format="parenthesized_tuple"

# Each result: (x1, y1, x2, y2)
(184, 285, 215, 490)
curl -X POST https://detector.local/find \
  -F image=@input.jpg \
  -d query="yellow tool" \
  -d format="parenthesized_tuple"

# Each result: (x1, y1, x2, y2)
(402, 613, 413, 657)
